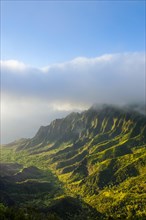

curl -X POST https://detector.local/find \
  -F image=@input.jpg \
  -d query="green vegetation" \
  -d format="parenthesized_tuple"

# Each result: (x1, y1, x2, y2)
(0, 106, 146, 219)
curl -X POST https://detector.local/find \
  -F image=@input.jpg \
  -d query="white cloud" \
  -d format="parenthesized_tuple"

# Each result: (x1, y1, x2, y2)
(0, 60, 27, 72)
(1, 52, 145, 143)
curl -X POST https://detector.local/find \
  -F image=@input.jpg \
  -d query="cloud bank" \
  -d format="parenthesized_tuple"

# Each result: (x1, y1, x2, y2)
(1, 53, 145, 143)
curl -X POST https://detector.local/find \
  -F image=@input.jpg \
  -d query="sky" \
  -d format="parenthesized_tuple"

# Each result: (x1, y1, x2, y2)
(1, 0, 146, 144)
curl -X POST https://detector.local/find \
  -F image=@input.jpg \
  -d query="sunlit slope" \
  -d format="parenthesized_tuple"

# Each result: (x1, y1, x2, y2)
(18, 106, 146, 184)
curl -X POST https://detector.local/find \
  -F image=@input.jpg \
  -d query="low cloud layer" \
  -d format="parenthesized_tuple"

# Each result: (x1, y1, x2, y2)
(1, 53, 145, 143)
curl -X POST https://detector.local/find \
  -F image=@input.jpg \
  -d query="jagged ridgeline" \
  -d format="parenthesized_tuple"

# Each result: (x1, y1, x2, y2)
(1, 105, 146, 220)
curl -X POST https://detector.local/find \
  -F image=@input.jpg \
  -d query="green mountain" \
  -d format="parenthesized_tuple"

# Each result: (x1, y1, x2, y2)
(1, 105, 146, 219)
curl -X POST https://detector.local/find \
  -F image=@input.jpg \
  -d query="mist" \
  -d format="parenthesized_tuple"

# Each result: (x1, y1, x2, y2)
(1, 52, 145, 143)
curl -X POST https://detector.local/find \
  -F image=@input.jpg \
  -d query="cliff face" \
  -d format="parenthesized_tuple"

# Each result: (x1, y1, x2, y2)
(19, 105, 146, 151)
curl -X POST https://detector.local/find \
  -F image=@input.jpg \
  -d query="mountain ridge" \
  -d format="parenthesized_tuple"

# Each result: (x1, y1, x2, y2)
(12, 104, 146, 150)
(1, 104, 146, 219)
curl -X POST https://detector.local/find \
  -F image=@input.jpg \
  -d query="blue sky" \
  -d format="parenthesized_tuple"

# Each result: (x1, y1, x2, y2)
(1, 1, 145, 143)
(1, 0, 145, 67)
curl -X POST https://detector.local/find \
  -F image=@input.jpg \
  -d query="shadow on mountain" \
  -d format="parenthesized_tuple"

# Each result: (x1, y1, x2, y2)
(42, 196, 103, 220)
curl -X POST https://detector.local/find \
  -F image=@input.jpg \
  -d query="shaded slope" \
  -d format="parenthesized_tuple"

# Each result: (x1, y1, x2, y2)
(0, 163, 63, 207)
